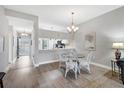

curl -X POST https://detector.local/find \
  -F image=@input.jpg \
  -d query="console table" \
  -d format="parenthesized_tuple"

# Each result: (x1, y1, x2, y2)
(117, 59, 124, 85)
(111, 59, 121, 79)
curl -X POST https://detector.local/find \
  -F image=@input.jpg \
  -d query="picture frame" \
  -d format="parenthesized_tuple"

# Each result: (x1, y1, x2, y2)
(84, 32, 96, 51)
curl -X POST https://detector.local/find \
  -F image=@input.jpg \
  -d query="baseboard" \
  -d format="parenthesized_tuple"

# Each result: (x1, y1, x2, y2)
(33, 59, 59, 67)
(4, 65, 10, 73)
(4, 57, 17, 72)
(4, 63, 12, 73)
(9, 61, 12, 64)
(3, 58, 17, 73)
(91, 62, 111, 70)
(33, 60, 111, 70)
(31, 56, 36, 67)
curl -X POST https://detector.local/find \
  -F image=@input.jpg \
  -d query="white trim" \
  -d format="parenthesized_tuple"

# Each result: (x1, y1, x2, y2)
(3, 65, 10, 73)
(9, 60, 13, 64)
(33, 60, 112, 70)
(4, 63, 12, 73)
(91, 62, 111, 70)
(31, 56, 36, 67)
(33, 60, 59, 67)
(13, 57, 17, 63)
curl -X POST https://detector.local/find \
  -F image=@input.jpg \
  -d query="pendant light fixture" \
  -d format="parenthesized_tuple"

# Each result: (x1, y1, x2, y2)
(67, 12, 79, 33)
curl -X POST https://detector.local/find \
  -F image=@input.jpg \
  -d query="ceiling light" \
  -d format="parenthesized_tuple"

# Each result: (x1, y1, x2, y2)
(67, 12, 79, 33)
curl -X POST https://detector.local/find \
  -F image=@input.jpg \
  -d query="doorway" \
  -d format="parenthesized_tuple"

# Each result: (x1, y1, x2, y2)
(17, 33, 31, 58)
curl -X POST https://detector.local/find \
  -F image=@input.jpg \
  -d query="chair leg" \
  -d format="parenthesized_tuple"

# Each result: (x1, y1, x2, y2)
(74, 68, 78, 79)
(78, 67, 80, 74)
(75, 74, 77, 79)
(87, 65, 91, 73)
(119, 67, 121, 80)
(65, 69, 68, 78)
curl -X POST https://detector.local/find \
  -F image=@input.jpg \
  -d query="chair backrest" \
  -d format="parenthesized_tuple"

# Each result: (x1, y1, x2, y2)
(58, 51, 68, 62)
(65, 56, 77, 69)
(70, 49, 77, 55)
(58, 49, 79, 63)
(86, 51, 94, 63)
(67, 49, 79, 64)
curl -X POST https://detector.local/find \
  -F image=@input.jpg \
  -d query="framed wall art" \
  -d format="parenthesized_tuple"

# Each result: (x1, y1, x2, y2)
(84, 32, 96, 51)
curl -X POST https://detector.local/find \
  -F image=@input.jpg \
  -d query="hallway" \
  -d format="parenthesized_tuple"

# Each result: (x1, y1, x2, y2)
(3, 56, 39, 87)
(9, 56, 33, 70)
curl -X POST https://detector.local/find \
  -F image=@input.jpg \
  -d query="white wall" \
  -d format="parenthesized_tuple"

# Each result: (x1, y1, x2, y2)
(5, 8, 38, 60)
(8, 26, 13, 63)
(38, 29, 71, 39)
(5, 8, 39, 69)
(4, 8, 74, 66)
(38, 29, 73, 48)
(0, 6, 9, 72)
(12, 28, 17, 62)
(74, 6, 124, 67)
(33, 29, 73, 65)
(34, 48, 74, 66)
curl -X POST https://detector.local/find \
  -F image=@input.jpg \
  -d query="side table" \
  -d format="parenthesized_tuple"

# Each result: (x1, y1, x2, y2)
(0, 72, 6, 88)
(111, 59, 121, 79)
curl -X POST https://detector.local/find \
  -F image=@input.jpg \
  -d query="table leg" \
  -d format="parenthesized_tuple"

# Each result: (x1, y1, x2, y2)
(119, 67, 121, 80)
(111, 61, 114, 75)
(114, 62, 116, 74)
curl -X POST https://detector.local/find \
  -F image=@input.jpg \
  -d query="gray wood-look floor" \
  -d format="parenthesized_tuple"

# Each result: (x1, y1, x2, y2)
(3, 56, 124, 88)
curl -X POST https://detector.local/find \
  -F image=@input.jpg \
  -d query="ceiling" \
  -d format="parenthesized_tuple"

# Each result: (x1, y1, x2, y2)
(4, 5, 121, 33)
(7, 16, 33, 33)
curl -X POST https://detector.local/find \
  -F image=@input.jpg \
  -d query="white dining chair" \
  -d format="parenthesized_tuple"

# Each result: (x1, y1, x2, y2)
(69, 50, 80, 74)
(65, 58, 78, 79)
(58, 52, 68, 68)
(79, 51, 94, 73)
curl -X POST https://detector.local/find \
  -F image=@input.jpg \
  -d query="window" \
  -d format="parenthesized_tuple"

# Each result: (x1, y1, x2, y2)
(39, 38, 69, 50)
(39, 38, 49, 50)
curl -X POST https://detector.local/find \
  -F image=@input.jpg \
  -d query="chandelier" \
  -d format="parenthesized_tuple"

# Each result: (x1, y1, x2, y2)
(67, 12, 79, 33)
